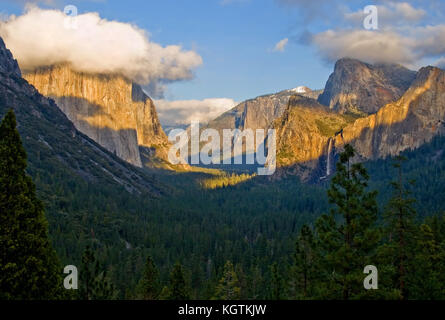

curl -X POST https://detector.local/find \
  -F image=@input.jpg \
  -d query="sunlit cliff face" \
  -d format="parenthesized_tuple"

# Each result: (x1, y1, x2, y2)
(23, 64, 170, 168)
(272, 67, 445, 180)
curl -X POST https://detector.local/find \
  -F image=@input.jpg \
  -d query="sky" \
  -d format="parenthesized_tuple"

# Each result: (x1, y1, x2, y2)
(1, 0, 445, 126)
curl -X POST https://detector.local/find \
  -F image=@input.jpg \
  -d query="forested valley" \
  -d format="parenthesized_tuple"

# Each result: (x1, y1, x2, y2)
(2, 109, 445, 300)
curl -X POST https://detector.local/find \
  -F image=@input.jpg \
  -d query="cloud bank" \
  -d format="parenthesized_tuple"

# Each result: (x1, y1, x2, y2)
(310, 24, 445, 66)
(0, 6, 202, 88)
(345, 2, 426, 27)
(283, 1, 445, 66)
(155, 98, 236, 126)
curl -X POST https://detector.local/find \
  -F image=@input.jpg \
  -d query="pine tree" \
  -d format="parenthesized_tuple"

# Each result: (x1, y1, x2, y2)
(79, 245, 116, 300)
(409, 224, 443, 299)
(290, 225, 317, 299)
(383, 155, 416, 299)
(213, 261, 241, 300)
(136, 255, 159, 299)
(168, 262, 189, 300)
(315, 144, 379, 299)
(158, 286, 171, 300)
(269, 262, 284, 300)
(0, 109, 62, 300)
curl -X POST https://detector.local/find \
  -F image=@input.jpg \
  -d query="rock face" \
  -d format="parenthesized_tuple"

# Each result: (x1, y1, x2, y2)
(198, 87, 322, 162)
(273, 65, 445, 181)
(318, 58, 416, 115)
(206, 86, 323, 133)
(336, 66, 445, 160)
(273, 95, 356, 180)
(0, 38, 21, 77)
(24, 64, 170, 168)
(0, 37, 161, 195)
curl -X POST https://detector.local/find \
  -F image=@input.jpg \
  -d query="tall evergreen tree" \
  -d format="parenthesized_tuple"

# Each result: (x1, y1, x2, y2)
(289, 225, 317, 299)
(383, 155, 416, 299)
(316, 144, 379, 299)
(136, 255, 159, 300)
(79, 245, 116, 300)
(269, 262, 285, 300)
(409, 224, 443, 299)
(168, 262, 189, 300)
(213, 261, 241, 300)
(0, 109, 62, 300)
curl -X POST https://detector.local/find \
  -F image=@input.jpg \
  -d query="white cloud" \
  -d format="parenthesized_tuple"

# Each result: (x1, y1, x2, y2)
(309, 24, 445, 66)
(0, 6, 202, 88)
(345, 2, 426, 27)
(310, 29, 415, 65)
(273, 38, 288, 52)
(154, 98, 237, 126)
(279, 1, 445, 66)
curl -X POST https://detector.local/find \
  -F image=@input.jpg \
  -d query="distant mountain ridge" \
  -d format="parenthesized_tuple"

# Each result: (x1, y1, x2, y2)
(201, 57, 445, 182)
(205, 86, 323, 133)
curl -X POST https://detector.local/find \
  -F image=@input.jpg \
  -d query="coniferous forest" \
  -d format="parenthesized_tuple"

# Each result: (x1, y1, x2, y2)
(1, 109, 444, 300)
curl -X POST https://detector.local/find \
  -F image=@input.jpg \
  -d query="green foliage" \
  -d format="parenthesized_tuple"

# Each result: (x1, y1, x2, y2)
(79, 245, 117, 300)
(269, 262, 285, 300)
(4, 85, 445, 300)
(135, 255, 160, 300)
(213, 261, 241, 300)
(0, 109, 62, 300)
(287, 146, 445, 300)
(167, 262, 189, 300)
(409, 224, 444, 299)
(315, 144, 380, 299)
(382, 156, 417, 299)
(200, 173, 255, 189)
(289, 225, 318, 299)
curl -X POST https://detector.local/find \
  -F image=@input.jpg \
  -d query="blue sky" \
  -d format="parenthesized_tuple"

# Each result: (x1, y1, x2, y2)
(0, 0, 340, 101)
(1, 0, 445, 125)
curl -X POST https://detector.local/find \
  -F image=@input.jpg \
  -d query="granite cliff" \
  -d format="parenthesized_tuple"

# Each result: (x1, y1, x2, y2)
(0, 37, 161, 194)
(24, 64, 171, 168)
(206, 86, 322, 133)
(336, 66, 445, 159)
(318, 58, 416, 115)
(273, 65, 445, 181)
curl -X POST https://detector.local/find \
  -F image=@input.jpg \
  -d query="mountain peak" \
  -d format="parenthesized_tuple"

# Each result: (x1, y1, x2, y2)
(318, 58, 416, 114)
(0, 38, 21, 78)
(290, 86, 311, 94)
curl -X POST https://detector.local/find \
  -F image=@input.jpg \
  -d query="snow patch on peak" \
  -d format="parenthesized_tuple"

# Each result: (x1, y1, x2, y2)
(291, 86, 310, 93)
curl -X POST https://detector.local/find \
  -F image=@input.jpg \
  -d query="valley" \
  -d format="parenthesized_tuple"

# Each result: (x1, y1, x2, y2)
(1, 3, 445, 300)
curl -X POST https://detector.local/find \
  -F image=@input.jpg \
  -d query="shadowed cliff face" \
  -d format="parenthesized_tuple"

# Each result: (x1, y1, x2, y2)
(318, 58, 416, 115)
(0, 38, 21, 78)
(23, 64, 170, 168)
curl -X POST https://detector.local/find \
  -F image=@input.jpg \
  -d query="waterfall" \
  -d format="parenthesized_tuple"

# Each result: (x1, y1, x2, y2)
(326, 138, 334, 176)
